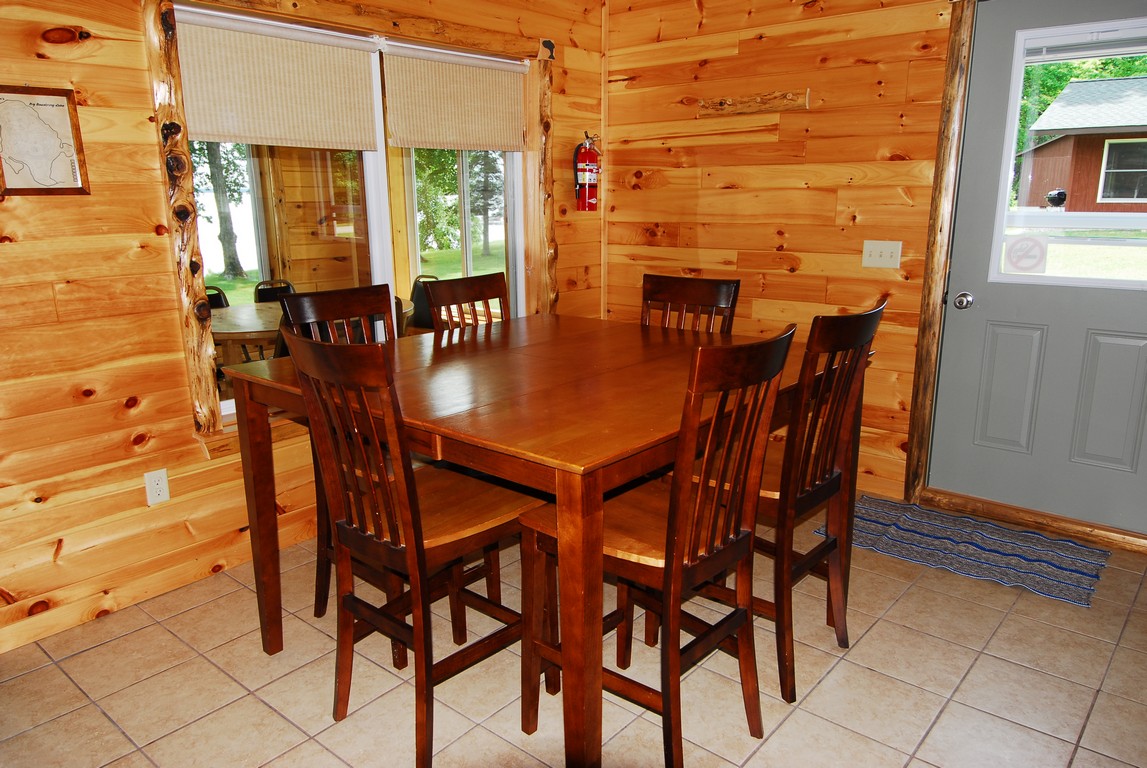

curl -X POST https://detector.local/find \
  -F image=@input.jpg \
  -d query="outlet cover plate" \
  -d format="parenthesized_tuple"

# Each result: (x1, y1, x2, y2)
(862, 239, 902, 268)
(145, 468, 170, 506)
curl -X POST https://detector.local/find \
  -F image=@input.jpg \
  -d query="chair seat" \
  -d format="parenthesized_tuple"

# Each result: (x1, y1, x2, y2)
(417, 466, 540, 567)
(520, 480, 674, 570)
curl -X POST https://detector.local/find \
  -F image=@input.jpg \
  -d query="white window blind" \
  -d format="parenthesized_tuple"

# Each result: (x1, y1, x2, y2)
(382, 43, 527, 151)
(174, 8, 377, 150)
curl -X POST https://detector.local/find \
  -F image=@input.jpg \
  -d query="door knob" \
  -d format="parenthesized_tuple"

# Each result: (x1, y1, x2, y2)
(952, 291, 975, 310)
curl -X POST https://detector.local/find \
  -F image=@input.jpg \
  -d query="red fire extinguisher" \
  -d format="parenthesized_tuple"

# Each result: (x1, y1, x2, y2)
(574, 132, 601, 212)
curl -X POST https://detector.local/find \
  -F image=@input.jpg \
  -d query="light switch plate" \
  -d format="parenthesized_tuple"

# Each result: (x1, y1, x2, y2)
(862, 240, 902, 268)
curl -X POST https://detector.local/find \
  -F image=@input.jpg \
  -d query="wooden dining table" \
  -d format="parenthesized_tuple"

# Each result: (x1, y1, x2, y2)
(225, 313, 771, 766)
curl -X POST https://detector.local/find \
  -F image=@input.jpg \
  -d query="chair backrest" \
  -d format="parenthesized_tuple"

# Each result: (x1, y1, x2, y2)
(283, 332, 423, 578)
(254, 279, 295, 304)
(779, 300, 886, 514)
(205, 285, 229, 309)
(422, 272, 508, 331)
(641, 274, 741, 334)
(408, 275, 438, 330)
(279, 284, 397, 345)
(667, 325, 795, 572)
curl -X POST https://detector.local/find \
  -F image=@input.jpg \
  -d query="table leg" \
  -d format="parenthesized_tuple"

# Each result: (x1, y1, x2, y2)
(232, 378, 283, 655)
(555, 470, 604, 767)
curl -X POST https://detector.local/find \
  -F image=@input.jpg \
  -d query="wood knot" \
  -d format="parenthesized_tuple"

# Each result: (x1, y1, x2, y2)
(194, 300, 211, 321)
(42, 27, 81, 44)
(189, 260, 201, 275)
(155, 224, 169, 236)
(173, 205, 193, 222)
(124, 396, 140, 409)
(131, 432, 149, 446)
(166, 155, 187, 176)
(161, 121, 182, 143)
(28, 600, 50, 616)
(81, 388, 96, 398)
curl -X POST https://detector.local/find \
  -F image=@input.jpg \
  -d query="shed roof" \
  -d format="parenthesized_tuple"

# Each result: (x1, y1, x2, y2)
(1029, 76, 1147, 135)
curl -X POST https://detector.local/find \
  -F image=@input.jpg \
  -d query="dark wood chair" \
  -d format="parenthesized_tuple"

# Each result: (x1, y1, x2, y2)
(283, 332, 542, 767)
(205, 285, 229, 309)
(701, 299, 886, 703)
(422, 272, 508, 331)
(640, 273, 741, 334)
(519, 325, 796, 767)
(254, 278, 295, 304)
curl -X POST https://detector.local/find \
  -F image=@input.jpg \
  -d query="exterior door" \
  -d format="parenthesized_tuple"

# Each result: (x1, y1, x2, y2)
(929, 0, 1147, 535)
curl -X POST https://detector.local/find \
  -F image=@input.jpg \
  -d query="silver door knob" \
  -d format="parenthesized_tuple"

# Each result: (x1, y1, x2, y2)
(953, 291, 974, 310)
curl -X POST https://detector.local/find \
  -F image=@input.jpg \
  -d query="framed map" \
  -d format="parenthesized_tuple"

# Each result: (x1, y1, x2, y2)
(0, 85, 90, 195)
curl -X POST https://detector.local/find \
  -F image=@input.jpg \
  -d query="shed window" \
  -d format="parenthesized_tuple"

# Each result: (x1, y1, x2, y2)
(1099, 139, 1147, 201)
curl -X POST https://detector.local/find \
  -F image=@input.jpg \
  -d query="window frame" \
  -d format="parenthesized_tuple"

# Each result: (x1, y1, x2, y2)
(1097, 138, 1147, 203)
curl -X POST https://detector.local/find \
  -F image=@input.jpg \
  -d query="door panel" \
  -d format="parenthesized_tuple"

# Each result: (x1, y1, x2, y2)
(929, 0, 1147, 535)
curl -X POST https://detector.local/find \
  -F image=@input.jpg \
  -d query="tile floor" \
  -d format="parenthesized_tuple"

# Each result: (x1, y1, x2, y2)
(2, 529, 1146, 767)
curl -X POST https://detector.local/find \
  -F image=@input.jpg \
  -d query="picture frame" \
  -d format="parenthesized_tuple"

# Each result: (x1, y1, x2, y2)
(0, 85, 90, 195)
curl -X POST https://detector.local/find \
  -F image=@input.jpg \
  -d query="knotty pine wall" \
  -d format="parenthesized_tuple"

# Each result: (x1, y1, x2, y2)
(604, 0, 954, 498)
(0, 0, 602, 652)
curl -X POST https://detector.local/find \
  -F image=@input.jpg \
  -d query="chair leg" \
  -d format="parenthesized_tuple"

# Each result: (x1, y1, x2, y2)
(447, 562, 468, 645)
(543, 550, 561, 695)
(332, 556, 356, 721)
(616, 580, 634, 669)
(660, 600, 685, 768)
(774, 548, 797, 704)
(483, 543, 502, 604)
(520, 528, 545, 734)
(735, 560, 764, 738)
(825, 498, 850, 648)
(411, 594, 436, 768)
(312, 445, 332, 618)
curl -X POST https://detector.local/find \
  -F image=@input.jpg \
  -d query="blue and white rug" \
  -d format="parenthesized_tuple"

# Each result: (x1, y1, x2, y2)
(847, 496, 1110, 607)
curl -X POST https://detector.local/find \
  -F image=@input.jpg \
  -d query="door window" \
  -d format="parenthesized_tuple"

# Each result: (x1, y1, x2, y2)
(990, 19, 1147, 288)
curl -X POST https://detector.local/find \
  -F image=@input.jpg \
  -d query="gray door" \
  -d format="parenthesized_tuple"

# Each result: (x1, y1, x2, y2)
(930, 0, 1147, 535)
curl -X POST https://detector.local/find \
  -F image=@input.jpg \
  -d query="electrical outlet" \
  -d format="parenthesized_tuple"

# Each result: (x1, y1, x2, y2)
(862, 239, 902, 268)
(144, 468, 170, 506)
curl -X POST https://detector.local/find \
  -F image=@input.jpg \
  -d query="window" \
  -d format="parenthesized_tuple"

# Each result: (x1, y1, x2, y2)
(411, 148, 511, 281)
(1099, 139, 1147, 201)
(990, 19, 1147, 288)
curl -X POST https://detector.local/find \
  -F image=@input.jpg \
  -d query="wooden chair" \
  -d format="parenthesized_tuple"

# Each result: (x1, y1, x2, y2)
(280, 283, 396, 346)
(205, 285, 229, 309)
(520, 326, 796, 767)
(701, 300, 886, 703)
(254, 278, 295, 304)
(641, 273, 741, 334)
(283, 331, 542, 767)
(422, 272, 508, 331)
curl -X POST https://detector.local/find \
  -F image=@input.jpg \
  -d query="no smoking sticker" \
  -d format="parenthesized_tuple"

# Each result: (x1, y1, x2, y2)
(1004, 235, 1048, 274)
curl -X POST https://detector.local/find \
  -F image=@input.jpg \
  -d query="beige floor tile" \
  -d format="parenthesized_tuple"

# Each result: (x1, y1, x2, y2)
(800, 659, 944, 753)
(138, 571, 242, 621)
(105, 751, 159, 767)
(227, 544, 317, 587)
(789, 590, 877, 656)
(1091, 564, 1142, 606)
(435, 645, 525, 722)
(837, 566, 913, 618)
(37, 606, 153, 660)
(484, 679, 640, 767)
(434, 726, 546, 768)
(162, 587, 265, 652)
(844, 619, 978, 696)
(605, 715, 738, 768)
(1105, 548, 1147, 575)
(262, 739, 347, 768)
(207, 612, 334, 689)
(851, 547, 927, 583)
(703, 623, 840, 703)
(1071, 748, 1137, 767)
(953, 654, 1094, 741)
(1012, 592, 1130, 643)
(1101, 645, 1147, 705)
(1119, 608, 1147, 652)
(0, 642, 49, 683)
(882, 584, 1006, 649)
(913, 567, 1023, 610)
(0, 664, 89, 740)
(97, 656, 245, 746)
(58, 624, 195, 700)
(916, 701, 1074, 768)
(743, 708, 907, 768)
(277, 562, 327, 614)
(679, 666, 790, 765)
(1079, 692, 1147, 767)
(144, 695, 307, 767)
(0, 705, 134, 768)
(986, 614, 1115, 688)
(316, 682, 473, 767)
(256, 651, 403, 735)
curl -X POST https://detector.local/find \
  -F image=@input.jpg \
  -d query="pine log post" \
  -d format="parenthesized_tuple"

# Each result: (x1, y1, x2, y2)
(143, 0, 221, 434)
(524, 59, 558, 315)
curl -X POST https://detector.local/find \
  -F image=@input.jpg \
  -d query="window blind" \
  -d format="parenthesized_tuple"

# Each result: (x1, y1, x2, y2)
(175, 11, 378, 150)
(382, 45, 527, 151)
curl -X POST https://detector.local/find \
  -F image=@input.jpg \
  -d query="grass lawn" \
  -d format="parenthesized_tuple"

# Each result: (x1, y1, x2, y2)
(416, 242, 506, 279)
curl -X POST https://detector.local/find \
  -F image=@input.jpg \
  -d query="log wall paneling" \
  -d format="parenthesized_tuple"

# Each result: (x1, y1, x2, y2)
(605, 0, 954, 498)
(0, 0, 604, 651)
